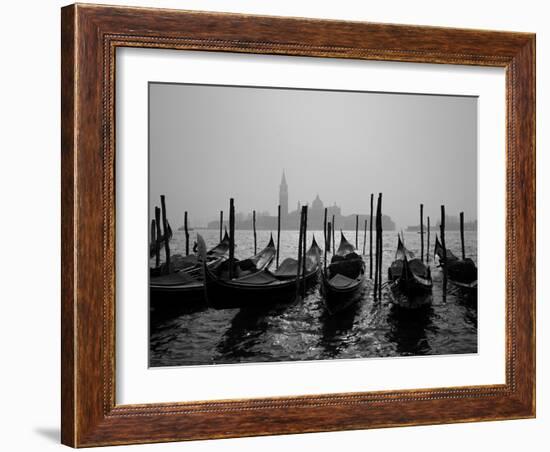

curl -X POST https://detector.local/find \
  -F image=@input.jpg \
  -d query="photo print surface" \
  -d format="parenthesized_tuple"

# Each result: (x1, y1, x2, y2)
(148, 82, 478, 367)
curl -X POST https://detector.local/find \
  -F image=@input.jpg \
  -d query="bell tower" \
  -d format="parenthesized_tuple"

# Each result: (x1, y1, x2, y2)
(279, 171, 288, 217)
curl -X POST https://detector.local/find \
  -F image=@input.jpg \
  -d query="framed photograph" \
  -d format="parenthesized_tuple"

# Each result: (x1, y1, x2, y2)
(61, 4, 535, 447)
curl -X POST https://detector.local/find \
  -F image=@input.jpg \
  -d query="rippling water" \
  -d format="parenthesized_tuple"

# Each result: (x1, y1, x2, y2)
(149, 229, 477, 367)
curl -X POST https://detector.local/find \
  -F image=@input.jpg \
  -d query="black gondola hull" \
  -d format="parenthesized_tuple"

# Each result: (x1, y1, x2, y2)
(390, 275, 432, 297)
(150, 235, 276, 305)
(320, 232, 366, 314)
(445, 259, 478, 294)
(205, 268, 319, 310)
(388, 242, 433, 299)
(435, 237, 478, 294)
(150, 283, 206, 314)
(321, 273, 365, 314)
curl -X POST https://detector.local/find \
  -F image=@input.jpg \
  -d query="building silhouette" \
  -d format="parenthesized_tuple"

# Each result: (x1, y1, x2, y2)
(207, 171, 395, 231)
(406, 215, 477, 232)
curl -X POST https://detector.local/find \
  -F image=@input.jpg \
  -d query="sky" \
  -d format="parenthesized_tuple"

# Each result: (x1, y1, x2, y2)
(149, 83, 477, 230)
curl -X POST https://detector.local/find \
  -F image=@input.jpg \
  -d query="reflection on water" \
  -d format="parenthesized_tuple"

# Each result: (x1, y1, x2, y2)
(387, 303, 435, 356)
(149, 229, 477, 366)
(319, 298, 362, 359)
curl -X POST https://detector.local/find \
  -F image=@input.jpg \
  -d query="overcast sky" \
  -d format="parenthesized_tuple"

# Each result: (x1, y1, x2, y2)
(149, 83, 477, 230)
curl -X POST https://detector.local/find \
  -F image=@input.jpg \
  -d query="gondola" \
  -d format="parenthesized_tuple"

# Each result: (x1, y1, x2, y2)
(149, 230, 231, 277)
(214, 234, 277, 280)
(206, 230, 232, 258)
(150, 235, 276, 309)
(321, 232, 366, 314)
(273, 235, 322, 281)
(388, 235, 432, 299)
(204, 236, 321, 310)
(434, 235, 478, 292)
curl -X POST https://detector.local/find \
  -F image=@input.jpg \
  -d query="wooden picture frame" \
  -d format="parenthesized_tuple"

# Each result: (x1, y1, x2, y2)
(61, 3, 535, 447)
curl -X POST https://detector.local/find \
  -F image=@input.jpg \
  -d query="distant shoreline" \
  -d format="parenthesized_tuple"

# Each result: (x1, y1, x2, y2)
(174, 227, 477, 233)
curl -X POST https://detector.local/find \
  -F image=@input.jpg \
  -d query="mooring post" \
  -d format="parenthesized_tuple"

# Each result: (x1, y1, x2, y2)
(160, 195, 171, 273)
(276, 204, 281, 269)
(420, 204, 424, 263)
(325, 222, 332, 273)
(332, 214, 335, 255)
(323, 207, 327, 252)
(363, 219, 367, 255)
(377, 196, 380, 299)
(150, 219, 156, 262)
(373, 200, 380, 298)
(296, 207, 305, 297)
(219, 210, 223, 242)
(253, 210, 257, 255)
(369, 193, 373, 279)
(154, 207, 161, 268)
(440, 205, 447, 295)
(229, 198, 235, 279)
(150, 219, 155, 242)
(460, 212, 466, 260)
(326, 219, 331, 253)
(302, 206, 308, 297)
(377, 193, 383, 299)
(427, 216, 431, 263)
(184, 211, 189, 256)
(440, 205, 447, 263)
(355, 215, 359, 249)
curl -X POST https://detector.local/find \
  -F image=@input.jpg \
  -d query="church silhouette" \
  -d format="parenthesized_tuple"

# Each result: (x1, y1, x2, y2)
(207, 171, 395, 231)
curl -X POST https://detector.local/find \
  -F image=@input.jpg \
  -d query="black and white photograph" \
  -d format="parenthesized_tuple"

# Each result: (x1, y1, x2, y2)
(148, 82, 478, 367)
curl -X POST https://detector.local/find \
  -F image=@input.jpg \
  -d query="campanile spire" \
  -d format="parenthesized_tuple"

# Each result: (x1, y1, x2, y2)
(279, 170, 288, 216)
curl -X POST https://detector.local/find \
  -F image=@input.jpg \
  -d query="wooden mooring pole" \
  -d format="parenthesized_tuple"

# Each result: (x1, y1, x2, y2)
(460, 211, 466, 260)
(160, 195, 171, 273)
(219, 210, 223, 242)
(440, 205, 447, 263)
(276, 204, 281, 269)
(374, 197, 380, 300)
(296, 207, 305, 298)
(440, 205, 447, 295)
(229, 198, 235, 279)
(363, 219, 367, 255)
(355, 215, 359, 249)
(326, 218, 331, 253)
(302, 206, 308, 298)
(377, 193, 383, 300)
(184, 211, 189, 256)
(150, 219, 156, 254)
(325, 222, 332, 273)
(154, 207, 161, 268)
(332, 214, 335, 255)
(420, 204, 424, 263)
(323, 207, 328, 252)
(253, 210, 257, 255)
(427, 216, 431, 263)
(369, 193, 373, 279)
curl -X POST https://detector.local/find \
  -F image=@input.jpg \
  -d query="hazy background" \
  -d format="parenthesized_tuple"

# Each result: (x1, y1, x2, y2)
(149, 83, 477, 230)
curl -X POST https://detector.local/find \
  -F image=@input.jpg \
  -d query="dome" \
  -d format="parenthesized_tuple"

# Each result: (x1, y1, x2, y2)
(312, 194, 323, 210)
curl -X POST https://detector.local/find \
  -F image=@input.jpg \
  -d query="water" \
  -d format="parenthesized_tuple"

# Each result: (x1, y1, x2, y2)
(149, 229, 477, 366)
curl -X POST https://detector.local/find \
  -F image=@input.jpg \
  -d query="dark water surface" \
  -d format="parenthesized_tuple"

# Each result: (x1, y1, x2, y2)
(149, 230, 477, 366)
